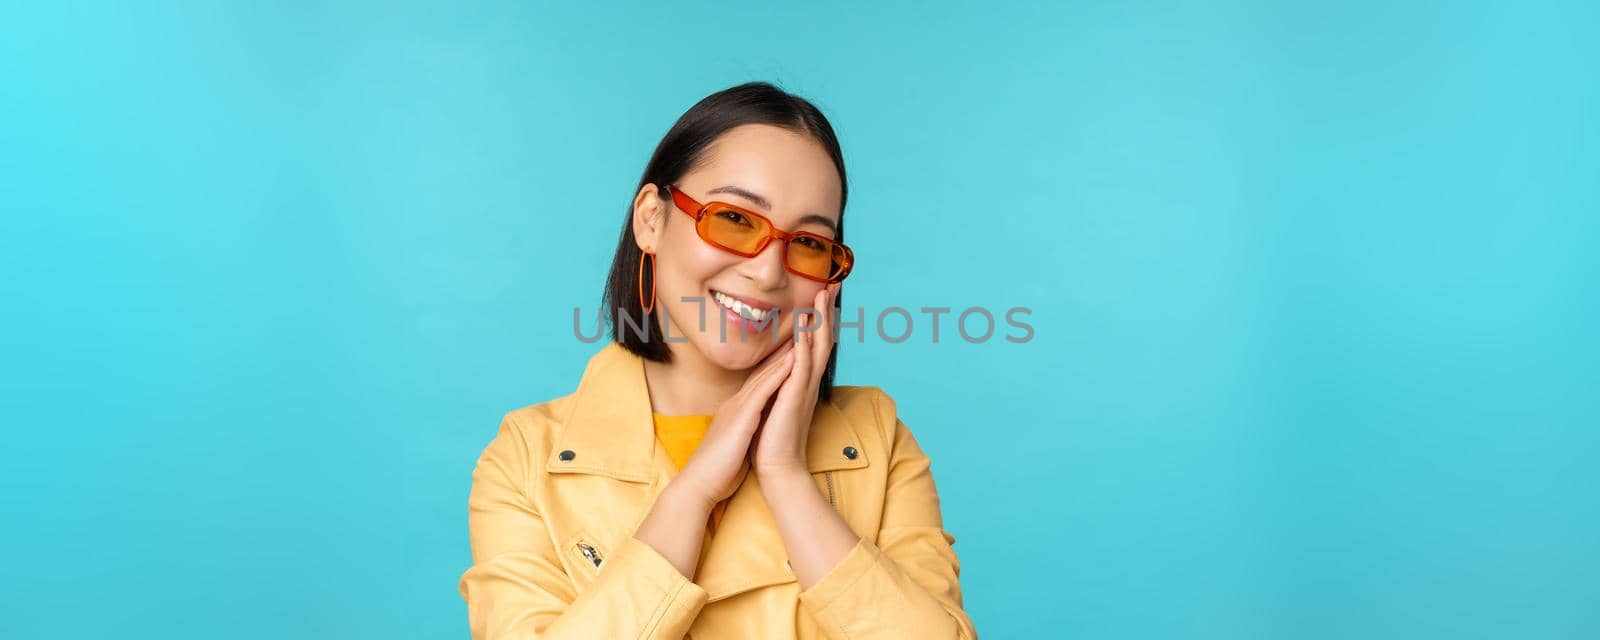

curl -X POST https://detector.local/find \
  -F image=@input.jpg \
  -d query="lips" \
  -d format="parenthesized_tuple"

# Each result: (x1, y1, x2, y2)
(709, 288, 776, 312)
(709, 288, 777, 324)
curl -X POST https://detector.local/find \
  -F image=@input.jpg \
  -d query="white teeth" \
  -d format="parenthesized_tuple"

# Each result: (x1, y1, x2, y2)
(712, 291, 769, 322)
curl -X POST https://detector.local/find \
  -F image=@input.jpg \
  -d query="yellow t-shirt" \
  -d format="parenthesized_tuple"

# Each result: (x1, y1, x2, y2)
(651, 411, 727, 532)
(652, 412, 713, 471)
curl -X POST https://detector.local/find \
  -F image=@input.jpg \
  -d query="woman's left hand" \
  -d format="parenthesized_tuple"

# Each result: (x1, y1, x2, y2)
(751, 283, 839, 477)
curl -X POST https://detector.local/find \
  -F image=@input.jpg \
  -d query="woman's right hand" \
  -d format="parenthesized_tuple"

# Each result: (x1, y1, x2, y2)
(671, 342, 796, 506)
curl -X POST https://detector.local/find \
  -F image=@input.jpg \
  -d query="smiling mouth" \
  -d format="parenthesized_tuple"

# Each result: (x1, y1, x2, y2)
(709, 289, 775, 323)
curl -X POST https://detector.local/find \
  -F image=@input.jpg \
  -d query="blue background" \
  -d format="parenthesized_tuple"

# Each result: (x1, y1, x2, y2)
(3, 1, 1596, 638)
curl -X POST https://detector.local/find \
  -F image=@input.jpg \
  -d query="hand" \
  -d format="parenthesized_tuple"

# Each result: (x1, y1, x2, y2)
(670, 340, 797, 506)
(752, 284, 839, 476)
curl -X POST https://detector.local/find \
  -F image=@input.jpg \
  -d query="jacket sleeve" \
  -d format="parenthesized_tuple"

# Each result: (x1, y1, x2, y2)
(458, 413, 709, 639)
(796, 391, 979, 639)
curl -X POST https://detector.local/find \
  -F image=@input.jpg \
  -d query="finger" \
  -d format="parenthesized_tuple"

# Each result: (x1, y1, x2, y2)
(726, 350, 793, 435)
(746, 361, 793, 430)
(761, 338, 797, 368)
(726, 343, 789, 405)
(739, 349, 794, 416)
(795, 296, 816, 339)
(827, 285, 840, 360)
(810, 287, 832, 380)
(740, 353, 792, 412)
(743, 342, 796, 391)
(788, 321, 812, 399)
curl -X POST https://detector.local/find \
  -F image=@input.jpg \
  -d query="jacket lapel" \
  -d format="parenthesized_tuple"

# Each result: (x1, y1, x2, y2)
(545, 342, 658, 483)
(544, 342, 874, 602)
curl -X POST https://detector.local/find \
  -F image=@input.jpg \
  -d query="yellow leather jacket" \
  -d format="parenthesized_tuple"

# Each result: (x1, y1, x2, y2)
(458, 342, 978, 638)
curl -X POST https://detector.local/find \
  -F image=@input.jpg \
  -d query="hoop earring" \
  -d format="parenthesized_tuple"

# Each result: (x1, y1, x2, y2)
(638, 251, 656, 315)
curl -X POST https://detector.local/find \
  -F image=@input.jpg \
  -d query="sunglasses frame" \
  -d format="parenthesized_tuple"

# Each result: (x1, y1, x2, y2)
(663, 184, 854, 283)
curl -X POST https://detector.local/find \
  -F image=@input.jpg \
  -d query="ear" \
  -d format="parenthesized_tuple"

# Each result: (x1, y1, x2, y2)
(630, 183, 667, 253)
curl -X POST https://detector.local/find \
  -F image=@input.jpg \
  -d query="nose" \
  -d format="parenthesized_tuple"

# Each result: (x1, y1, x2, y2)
(736, 238, 788, 289)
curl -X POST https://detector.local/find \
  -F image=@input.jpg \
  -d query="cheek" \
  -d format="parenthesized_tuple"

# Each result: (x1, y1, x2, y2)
(780, 286, 820, 329)
(656, 240, 722, 292)
(659, 232, 710, 276)
(792, 285, 825, 309)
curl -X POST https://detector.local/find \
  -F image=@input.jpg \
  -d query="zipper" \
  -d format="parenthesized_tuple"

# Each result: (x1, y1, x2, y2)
(823, 471, 836, 508)
(576, 542, 603, 568)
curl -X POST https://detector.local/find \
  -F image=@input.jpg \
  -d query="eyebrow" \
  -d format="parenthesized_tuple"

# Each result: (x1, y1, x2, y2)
(705, 184, 838, 234)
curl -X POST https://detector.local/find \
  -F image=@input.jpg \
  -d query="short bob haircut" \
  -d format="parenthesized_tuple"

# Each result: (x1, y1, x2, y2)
(602, 81, 848, 403)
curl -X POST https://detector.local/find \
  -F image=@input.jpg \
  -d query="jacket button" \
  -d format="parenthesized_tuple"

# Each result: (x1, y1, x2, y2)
(842, 446, 858, 460)
(559, 450, 575, 461)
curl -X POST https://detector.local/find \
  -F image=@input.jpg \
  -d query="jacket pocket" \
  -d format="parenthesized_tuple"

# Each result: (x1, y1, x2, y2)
(564, 529, 608, 575)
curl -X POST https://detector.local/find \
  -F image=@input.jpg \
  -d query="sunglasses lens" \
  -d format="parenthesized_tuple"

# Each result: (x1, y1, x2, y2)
(700, 206, 770, 254)
(788, 235, 854, 282)
(785, 236, 836, 281)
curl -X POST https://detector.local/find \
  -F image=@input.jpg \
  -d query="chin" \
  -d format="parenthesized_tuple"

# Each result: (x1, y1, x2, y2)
(694, 330, 787, 371)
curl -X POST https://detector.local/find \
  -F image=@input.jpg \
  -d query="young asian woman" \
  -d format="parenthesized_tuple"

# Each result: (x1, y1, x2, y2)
(458, 82, 977, 640)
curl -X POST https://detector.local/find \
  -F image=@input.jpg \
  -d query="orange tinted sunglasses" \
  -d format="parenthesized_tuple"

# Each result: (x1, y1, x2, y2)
(664, 184, 855, 283)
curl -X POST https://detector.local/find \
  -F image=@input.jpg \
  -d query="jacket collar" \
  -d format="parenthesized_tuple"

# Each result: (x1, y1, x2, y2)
(547, 341, 870, 482)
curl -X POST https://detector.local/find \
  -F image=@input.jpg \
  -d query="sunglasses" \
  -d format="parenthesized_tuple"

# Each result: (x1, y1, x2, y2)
(664, 184, 855, 284)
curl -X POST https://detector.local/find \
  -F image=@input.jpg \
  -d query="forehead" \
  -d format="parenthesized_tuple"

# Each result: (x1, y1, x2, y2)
(687, 124, 843, 227)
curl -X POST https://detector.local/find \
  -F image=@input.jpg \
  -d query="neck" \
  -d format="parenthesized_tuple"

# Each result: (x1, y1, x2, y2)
(642, 342, 747, 416)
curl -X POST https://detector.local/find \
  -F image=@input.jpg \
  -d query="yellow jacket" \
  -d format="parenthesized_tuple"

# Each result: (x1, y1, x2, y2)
(458, 342, 978, 639)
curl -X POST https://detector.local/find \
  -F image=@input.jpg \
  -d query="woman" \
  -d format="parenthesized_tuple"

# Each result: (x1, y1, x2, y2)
(458, 82, 977, 639)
